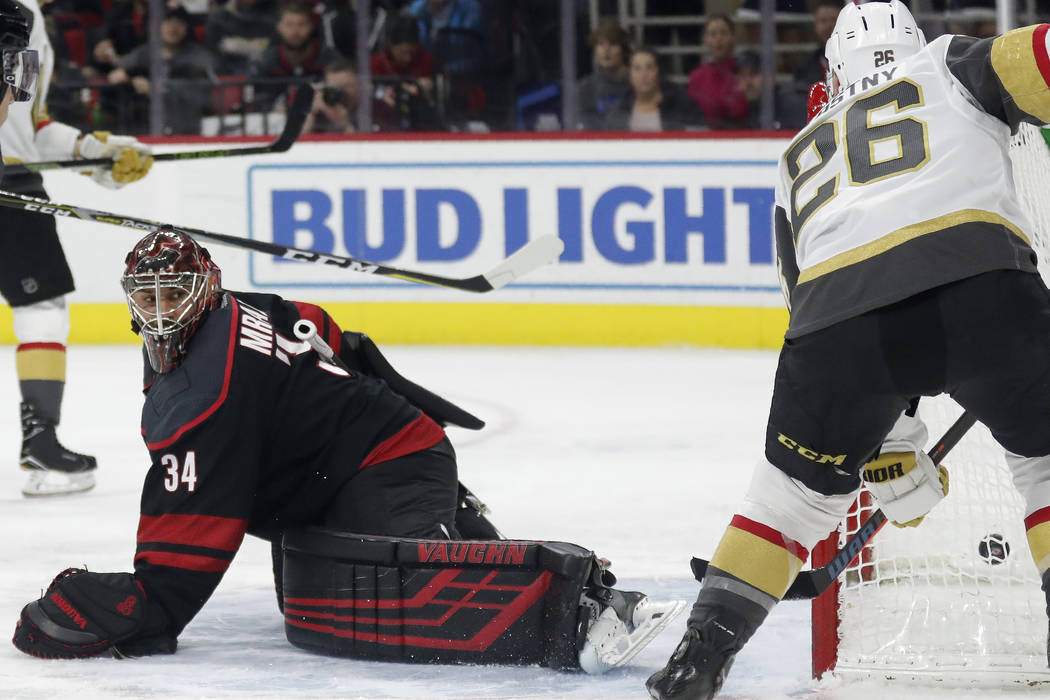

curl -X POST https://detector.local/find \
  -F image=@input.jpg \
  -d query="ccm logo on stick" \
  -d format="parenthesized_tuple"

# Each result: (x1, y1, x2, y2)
(25, 204, 70, 216)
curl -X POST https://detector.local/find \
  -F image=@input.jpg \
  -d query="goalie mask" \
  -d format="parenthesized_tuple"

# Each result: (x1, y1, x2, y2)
(122, 228, 222, 374)
(825, 0, 925, 97)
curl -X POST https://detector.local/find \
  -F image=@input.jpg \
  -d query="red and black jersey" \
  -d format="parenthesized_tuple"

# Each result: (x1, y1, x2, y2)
(133, 291, 446, 636)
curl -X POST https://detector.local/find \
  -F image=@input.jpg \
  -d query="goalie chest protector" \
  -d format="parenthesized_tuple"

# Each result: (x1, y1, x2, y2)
(281, 528, 595, 669)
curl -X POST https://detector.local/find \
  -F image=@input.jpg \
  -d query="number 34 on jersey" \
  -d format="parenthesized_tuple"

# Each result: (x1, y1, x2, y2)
(161, 451, 198, 493)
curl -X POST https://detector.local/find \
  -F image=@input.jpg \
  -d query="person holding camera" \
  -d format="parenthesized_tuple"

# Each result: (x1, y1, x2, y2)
(369, 14, 441, 131)
(303, 59, 359, 133)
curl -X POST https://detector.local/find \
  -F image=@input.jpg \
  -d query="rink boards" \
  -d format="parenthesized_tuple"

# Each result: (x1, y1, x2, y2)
(0, 132, 794, 348)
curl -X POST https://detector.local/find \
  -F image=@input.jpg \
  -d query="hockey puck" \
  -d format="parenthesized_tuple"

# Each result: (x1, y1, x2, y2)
(978, 533, 1010, 565)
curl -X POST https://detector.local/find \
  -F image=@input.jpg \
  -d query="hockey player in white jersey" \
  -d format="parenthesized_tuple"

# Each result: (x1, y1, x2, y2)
(0, 0, 152, 497)
(648, 2, 1050, 697)
(0, 0, 34, 131)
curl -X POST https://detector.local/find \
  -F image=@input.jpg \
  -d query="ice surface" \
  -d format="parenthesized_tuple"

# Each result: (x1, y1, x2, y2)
(0, 346, 1039, 698)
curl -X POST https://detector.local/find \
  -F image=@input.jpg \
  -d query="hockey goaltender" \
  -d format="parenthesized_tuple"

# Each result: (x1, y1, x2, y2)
(12, 228, 682, 672)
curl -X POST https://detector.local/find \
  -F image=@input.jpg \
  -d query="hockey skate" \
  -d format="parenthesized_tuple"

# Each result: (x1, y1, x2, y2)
(19, 402, 96, 497)
(645, 609, 754, 700)
(578, 588, 685, 674)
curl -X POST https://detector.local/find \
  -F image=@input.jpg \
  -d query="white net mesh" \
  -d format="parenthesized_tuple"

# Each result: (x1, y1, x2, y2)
(830, 123, 1050, 684)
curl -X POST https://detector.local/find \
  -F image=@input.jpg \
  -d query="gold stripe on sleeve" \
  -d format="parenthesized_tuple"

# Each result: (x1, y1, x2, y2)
(991, 25, 1050, 123)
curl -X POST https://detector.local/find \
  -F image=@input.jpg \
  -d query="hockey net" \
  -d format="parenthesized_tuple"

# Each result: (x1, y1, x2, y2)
(810, 123, 1050, 686)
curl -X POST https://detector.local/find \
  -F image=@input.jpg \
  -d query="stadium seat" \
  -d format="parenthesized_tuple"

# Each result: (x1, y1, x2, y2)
(63, 29, 87, 67)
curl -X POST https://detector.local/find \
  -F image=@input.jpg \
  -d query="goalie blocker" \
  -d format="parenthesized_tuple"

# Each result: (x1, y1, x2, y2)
(281, 528, 683, 671)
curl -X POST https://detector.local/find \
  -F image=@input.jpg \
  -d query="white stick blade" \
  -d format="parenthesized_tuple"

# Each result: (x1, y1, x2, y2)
(482, 235, 564, 290)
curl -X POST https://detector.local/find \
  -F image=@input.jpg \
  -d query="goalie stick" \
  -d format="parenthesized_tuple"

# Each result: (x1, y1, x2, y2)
(0, 189, 564, 292)
(2, 84, 315, 177)
(690, 410, 977, 601)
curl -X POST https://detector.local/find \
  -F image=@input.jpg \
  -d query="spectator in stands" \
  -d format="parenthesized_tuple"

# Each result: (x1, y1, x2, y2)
(370, 14, 440, 130)
(250, 1, 342, 112)
(107, 6, 215, 134)
(793, 0, 840, 90)
(303, 59, 358, 133)
(575, 18, 630, 130)
(736, 50, 804, 131)
(86, 0, 148, 79)
(407, 0, 483, 75)
(371, 14, 433, 84)
(205, 0, 278, 75)
(602, 46, 704, 132)
(687, 14, 748, 130)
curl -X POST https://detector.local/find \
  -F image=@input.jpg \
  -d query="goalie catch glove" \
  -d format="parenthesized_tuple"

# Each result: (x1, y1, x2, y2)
(12, 567, 174, 659)
(76, 131, 153, 189)
(863, 411, 949, 528)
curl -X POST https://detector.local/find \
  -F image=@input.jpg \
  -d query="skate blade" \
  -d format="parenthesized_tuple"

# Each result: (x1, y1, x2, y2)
(595, 599, 687, 672)
(612, 599, 687, 669)
(21, 470, 96, 497)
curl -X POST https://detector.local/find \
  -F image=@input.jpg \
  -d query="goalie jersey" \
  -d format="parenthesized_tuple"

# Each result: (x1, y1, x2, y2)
(775, 26, 1050, 338)
(134, 292, 446, 636)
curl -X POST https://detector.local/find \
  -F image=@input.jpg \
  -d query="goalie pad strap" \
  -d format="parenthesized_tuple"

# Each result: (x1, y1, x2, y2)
(281, 528, 596, 669)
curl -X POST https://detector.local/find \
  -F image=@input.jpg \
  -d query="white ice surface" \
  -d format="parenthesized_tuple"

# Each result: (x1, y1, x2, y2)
(0, 345, 1040, 699)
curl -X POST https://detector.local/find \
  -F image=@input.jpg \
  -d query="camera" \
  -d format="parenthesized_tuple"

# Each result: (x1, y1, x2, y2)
(321, 86, 345, 106)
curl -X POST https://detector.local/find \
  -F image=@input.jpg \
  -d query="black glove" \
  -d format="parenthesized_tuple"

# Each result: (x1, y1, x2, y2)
(0, 0, 29, 52)
(12, 567, 174, 659)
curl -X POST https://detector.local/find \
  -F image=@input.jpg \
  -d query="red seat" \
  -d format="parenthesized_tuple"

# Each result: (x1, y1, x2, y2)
(212, 75, 246, 115)
(63, 29, 87, 66)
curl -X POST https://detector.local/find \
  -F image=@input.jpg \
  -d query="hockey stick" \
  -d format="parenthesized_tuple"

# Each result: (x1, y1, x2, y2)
(2, 84, 315, 177)
(0, 189, 564, 292)
(690, 410, 977, 601)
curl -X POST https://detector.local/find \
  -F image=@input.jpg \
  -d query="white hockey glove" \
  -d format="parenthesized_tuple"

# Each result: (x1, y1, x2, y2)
(77, 131, 153, 189)
(862, 412, 949, 528)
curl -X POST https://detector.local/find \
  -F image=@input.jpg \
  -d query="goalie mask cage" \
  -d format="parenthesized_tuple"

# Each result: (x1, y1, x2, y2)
(810, 123, 1050, 686)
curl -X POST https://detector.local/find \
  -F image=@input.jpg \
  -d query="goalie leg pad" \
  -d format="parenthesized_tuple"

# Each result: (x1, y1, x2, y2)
(281, 528, 597, 669)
